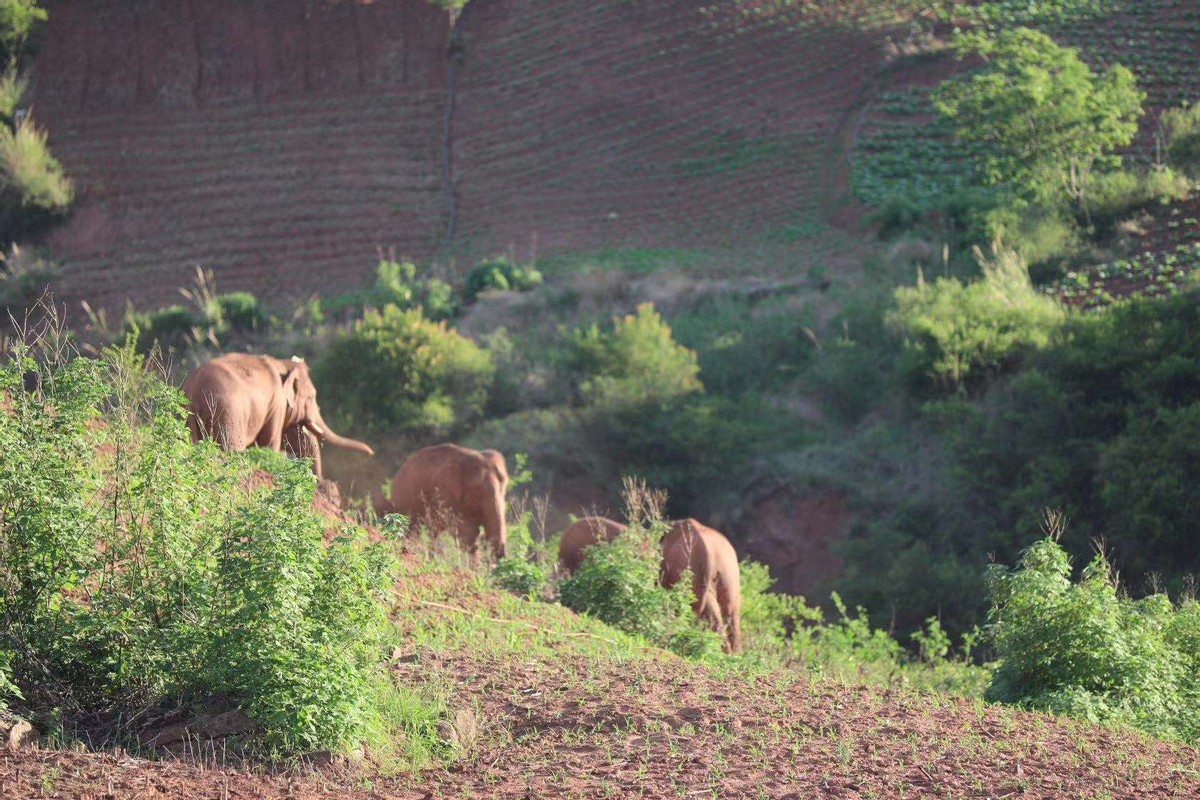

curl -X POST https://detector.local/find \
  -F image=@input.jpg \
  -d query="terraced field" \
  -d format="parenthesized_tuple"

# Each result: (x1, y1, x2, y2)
(30, 0, 906, 314)
(451, 0, 897, 259)
(32, 0, 450, 312)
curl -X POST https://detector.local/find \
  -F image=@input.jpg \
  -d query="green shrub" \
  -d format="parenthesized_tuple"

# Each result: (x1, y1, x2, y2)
(0, 0, 46, 64)
(0, 243, 52, 313)
(491, 557, 548, 600)
(888, 243, 1065, 389)
(986, 522, 1200, 742)
(0, 67, 25, 122)
(559, 521, 677, 640)
(374, 257, 458, 320)
(313, 304, 493, 435)
(0, 118, 72, 220)
(216, 291, 265, 332)
(464, 257, 543, 303)
(1087, 168, 1190, 231)
(1160, 103, 1200, 178)
(124, 304, 195, 352)
(564, 303, 701, 406)
(0, 342, 419, 756)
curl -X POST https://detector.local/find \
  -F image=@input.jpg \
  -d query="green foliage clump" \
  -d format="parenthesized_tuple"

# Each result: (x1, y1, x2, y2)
(314, 304, 493, 436)
(374, 257, 457, 321)
(987, 524, 1200, 742)
(216, 291, 265, 332)
(739, 560, 987, 695)
(933, 28, 1144, 224)
(490, 508, 549, 601)
(565, 303, 701, 406)
(124, 289, 266, 353)
(888, 244, 1065, 389)
(1160, 103, 1200, 178)
(0, 119, 72, 221)
(0, 0, 45, 63)
(464, 257, 543, 303)
(0, 342, 415, 756)
(1086, 168, 1190, 232)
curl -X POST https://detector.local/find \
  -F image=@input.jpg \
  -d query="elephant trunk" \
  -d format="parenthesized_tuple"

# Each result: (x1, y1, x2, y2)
(482, 486, 507, 559)
(307, 410, 375, 456)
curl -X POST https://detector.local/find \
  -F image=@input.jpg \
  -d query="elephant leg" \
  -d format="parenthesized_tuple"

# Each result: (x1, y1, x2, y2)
(455, 517, 483, 556)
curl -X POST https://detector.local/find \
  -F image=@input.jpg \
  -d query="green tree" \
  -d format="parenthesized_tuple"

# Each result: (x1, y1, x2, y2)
(933, 27, 1144, 224)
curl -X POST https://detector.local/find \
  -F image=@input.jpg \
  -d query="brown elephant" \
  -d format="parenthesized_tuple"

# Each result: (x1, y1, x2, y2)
(661, 518, 742, 653)
(180, 353, 374, 472)
(557, 516, 626, 575)
(375, 443, 508, 558)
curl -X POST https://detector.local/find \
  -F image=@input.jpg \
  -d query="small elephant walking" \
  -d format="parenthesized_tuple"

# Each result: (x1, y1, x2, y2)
(557, 516, 626, 576)
(375, 443, 509, 558)
(661, 518, 742, 653)
(180, 353, 374, 478)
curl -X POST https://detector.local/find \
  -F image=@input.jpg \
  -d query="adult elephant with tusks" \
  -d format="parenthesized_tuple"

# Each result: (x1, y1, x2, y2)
(180, 353, 375, 475)
(375, 443, 509, 558)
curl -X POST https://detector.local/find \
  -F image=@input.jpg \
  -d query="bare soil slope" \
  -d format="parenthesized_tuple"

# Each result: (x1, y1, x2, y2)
(32, 0, 450, 312)
(30, 0, 898, 313)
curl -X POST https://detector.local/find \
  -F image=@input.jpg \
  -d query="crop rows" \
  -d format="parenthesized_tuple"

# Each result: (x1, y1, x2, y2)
(32, 0, 450, 313)
(452, 0, 896, 259)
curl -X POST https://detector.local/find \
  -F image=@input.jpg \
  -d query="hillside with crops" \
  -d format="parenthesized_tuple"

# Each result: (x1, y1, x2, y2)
(5, 0, 1200, 797)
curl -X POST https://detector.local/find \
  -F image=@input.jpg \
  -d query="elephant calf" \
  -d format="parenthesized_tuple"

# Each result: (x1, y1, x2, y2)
(375, 443, 508, 558)
(660, 518, 742, 654)
(557, 516, 626, 575)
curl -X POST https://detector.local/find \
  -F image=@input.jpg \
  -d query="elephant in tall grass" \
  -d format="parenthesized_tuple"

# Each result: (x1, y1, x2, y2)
(181, 353, 374, 475)
(661, 518, 742, 653)
(375, 443, 508, 558)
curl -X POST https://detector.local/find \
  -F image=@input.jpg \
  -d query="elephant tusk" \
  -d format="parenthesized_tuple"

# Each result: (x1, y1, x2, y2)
(308, 423, 325, 437)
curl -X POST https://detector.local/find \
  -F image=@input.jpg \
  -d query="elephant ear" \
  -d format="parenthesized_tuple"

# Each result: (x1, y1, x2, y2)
(281, 363, 303, 415)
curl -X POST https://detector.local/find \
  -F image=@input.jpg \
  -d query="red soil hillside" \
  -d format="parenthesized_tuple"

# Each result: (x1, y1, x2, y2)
(29, 0, 901, 313)
(451, 0, 892, 255)
(32, 0, 450, 312)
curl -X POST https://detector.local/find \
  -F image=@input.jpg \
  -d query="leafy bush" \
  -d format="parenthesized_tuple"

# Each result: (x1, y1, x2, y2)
(0, 342, 419, 756)
(216, 291, 265, 332)
(564, 303, 701, 406)
(1160, 103, 1200, 178)
(491, 557, 548, 600)
(314, 304, 493, 435)
(1087, 168, 1190, 232)
(0, 67, 24, 122)
(464, 257, 543, 303)
(374, 257, 457, 321)
(0, 118, 72, 222)
(987, 519, 1200, 742)
(0, 242, 52, 313)
(0, 0, 46, 64)
(888, 243, 1065, 389)
(125, 304, 195, 351)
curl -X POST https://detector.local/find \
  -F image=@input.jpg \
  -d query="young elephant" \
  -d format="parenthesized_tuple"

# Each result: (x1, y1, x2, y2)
(557, 516, 626, 575)
(660, 518, 742, 653)
(181, 353, 374, 473)
(376, 443, 508, 558)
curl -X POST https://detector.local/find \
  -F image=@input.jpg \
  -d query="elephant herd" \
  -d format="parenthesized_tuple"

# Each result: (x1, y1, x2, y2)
(180, 353, 742, 653)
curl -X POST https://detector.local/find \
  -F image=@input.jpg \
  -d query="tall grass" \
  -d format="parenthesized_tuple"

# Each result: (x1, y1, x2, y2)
(0, 118, 73, 214)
